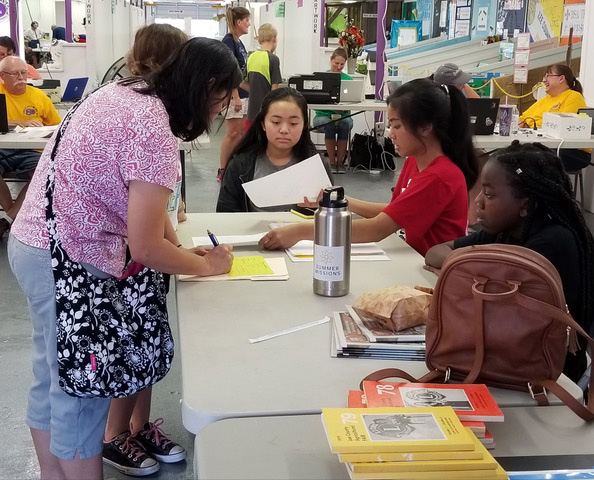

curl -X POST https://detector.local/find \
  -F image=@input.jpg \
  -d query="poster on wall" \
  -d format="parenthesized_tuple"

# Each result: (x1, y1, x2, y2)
(526, 0, 563, 41)
(496, 0, 527, 36)
(561, 3, 585, 37)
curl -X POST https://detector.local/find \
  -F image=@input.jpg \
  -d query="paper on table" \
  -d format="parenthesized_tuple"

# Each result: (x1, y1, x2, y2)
(192, 233, 267, 247)
(289, 240, 386, 257)
(178, 257, 288, 282)
(228, 256, 273, 277)
(241, 154, 331, 207)
(14, 125, 58, 138)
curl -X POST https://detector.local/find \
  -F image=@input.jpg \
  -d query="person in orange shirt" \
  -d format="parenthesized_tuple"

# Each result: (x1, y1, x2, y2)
(520, 64, 589, 171)
(0, 36, 42, 79)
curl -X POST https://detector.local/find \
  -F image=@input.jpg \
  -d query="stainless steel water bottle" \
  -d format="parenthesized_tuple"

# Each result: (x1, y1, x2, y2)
(313, 186, 351, 297)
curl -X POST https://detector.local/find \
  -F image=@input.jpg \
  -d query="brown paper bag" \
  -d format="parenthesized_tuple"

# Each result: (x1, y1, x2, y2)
(352, 285, 432, 332)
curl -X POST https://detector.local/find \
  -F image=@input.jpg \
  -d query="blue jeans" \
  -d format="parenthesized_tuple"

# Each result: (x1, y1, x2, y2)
(7, 235, 111, 459)
(313, 115, 353, 141)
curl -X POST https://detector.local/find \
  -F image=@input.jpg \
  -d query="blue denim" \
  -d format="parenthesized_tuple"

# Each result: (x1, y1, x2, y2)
(7, 235, 110, 460)
(313, 115, 353, 141)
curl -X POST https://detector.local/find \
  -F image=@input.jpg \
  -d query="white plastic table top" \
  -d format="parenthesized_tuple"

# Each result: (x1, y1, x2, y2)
(0, 130, 210, 151)
(473, 132, 594, 150)
(175, 213, 582, 434)
(193, 408, 594, 480)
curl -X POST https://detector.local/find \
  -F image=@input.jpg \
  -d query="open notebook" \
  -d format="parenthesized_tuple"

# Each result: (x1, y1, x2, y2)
(178, 256, 288, 282)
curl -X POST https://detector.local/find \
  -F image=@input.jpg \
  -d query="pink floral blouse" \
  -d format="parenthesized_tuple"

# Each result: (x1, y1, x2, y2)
(12, 81, 179, 277)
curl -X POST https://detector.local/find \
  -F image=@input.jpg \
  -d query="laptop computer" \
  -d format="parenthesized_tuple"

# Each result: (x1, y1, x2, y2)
(578, 108, 594, 135)
(467, 98, 500, 135)
(340, 79, 365, 103)
(61, 77, 89, 102)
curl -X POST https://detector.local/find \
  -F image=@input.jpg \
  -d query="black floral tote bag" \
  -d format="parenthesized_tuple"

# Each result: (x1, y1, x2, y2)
(45, 96, 174, 398)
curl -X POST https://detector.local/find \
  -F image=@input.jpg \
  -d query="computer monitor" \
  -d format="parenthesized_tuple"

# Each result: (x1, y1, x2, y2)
(578, 108, 594, 135)
(466, 98, 500, 135)
(0, 94, 8, 134)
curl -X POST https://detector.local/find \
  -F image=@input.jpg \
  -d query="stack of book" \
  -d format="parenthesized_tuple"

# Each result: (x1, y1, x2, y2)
(350, 381, 504, 449)
(331, 307, 425, 361)
(321, 406, 509, 479)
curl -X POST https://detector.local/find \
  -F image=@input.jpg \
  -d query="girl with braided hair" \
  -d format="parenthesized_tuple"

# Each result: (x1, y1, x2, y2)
(426, 141, 594, 381)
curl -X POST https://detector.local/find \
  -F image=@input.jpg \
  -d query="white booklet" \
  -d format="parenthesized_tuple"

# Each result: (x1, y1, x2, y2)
(241, 154, 332, 207)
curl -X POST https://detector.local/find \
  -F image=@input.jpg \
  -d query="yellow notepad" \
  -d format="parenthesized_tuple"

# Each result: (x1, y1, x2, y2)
(178, 257, 288, 282)
(228, 256, 273, 277)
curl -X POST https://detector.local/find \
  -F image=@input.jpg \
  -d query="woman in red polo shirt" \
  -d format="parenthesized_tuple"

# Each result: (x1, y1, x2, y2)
(260, 78, 478, 256)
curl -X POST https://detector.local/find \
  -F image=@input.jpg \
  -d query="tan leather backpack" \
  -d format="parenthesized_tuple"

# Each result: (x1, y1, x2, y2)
(362, 245, 594, 420)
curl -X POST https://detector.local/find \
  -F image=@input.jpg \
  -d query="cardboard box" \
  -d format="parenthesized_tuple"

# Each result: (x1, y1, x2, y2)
(542, 112, 593, 139)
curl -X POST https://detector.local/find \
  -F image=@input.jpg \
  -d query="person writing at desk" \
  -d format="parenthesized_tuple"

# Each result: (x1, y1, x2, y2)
(519, 64, 589, 171)
(260, 79, 478, 256)
(312, 47, 354, 173)
(0, 56, 61, 238)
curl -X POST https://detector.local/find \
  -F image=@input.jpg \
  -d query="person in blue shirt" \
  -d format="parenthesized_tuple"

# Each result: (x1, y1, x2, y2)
(219, 6, 251, 182)
(51, 25, 67, 42)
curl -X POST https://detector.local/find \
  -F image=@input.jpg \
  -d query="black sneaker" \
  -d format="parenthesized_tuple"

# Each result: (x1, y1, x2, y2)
(135, 418, 186, 463)
(103, 431, 160, 476)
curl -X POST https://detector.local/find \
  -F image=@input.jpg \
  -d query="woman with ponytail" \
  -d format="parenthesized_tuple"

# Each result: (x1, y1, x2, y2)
(219, 6, 251, 182)
(260, 78, 479, 256)
(519, 64, 589, 171)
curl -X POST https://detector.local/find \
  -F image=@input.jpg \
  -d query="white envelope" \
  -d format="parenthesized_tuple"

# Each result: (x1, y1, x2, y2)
(241, 154, 332, 207)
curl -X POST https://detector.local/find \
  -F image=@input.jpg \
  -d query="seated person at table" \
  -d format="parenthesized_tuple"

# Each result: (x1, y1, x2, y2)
(0, 56, 61, 238)
(425, 141, 594, 382)
(312, 47, 354, 173)
(0, 36, 41, 79)
(519, 64, 589, 171)
(260, 79, 479, 256)
(217, 87, 333, 212)
(432, 63, 479, 99)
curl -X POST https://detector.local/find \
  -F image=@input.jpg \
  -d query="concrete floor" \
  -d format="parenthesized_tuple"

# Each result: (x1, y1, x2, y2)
(2, 128, 593, 479)
(0, 128, 403, 480)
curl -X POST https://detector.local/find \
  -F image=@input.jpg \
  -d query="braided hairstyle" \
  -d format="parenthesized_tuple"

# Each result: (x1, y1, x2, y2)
(494, 141, 594, 334)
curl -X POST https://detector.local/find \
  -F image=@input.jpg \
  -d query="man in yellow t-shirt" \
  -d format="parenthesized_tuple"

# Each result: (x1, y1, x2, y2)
(0, 56, 61, 237)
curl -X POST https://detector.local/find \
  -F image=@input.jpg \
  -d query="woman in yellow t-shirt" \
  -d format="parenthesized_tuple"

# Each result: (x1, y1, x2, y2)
(520, 64, 589, 171)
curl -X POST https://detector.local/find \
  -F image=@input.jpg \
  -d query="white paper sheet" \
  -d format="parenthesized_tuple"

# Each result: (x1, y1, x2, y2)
(241, 154, 331, 208)
(192, 233, 268, 247)
(14, 125, 58, 138)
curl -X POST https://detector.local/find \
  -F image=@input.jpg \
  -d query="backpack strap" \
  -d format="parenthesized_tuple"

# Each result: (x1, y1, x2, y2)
(358, 368, 445, 390)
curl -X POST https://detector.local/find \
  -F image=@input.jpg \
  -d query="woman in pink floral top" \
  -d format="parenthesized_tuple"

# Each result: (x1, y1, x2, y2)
(8, 38, 240, 480)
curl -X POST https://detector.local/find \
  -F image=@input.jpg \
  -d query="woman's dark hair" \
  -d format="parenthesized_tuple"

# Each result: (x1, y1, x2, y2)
(387, 78, 478, 189)
(120, 37, 241, 142)
(494, 141, 594, 334)
(0, 36, 16, 54)
(231, 87, 317, 160)
(547, 64, 583, 94)
(126, 24, 188, 76)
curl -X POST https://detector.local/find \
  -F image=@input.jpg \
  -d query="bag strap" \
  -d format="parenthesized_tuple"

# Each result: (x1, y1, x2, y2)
(359, 368, 445, 390)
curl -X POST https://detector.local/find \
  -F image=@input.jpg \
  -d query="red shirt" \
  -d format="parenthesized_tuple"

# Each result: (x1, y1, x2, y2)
(383, 155, 468, 255)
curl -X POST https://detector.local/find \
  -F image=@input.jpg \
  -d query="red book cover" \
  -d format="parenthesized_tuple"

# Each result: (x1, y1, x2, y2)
(461, 421, 486, 436)
(347, 390, 367, 408)
(362, 381, 504, 422)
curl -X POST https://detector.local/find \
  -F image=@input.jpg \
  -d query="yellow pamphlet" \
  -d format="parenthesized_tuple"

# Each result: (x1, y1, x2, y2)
(178, 257, 288, 282)
(346, 463, 509, 479)
(321, 407, 474, 454)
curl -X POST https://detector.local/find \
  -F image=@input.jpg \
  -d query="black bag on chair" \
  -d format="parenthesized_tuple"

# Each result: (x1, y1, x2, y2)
(350, 133, 396, 171)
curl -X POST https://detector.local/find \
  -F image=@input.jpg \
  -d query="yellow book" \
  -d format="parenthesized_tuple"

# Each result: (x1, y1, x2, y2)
(339, 449, 483, 463)
(347, 463, 509, 480)
(348, 431, 496, 473)
(321, 407, 474, 454)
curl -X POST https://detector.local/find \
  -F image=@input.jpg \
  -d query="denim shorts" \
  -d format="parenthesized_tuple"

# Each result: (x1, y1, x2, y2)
(313, 115, 353, 141)
(0, 149, 41, 178)
(7, 235, 111, 460)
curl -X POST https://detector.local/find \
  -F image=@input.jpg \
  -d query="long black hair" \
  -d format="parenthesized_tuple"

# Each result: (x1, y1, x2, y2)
(387, 78, 479, 189)
(231, 87, 317, 160)
(121, 37, 241, 142)
(494, 141, 594, 334)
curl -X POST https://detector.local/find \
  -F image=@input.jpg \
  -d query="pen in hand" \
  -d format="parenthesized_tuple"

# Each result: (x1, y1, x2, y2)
(207, 229, 219, 247)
